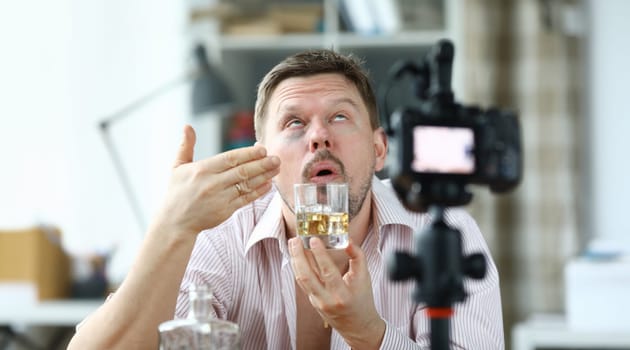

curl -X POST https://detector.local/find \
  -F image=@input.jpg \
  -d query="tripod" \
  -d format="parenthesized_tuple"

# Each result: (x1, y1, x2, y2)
(388, 205, 487, 349)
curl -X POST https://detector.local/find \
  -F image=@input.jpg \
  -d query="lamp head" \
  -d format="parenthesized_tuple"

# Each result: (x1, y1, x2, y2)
(191, 44, 234, 116)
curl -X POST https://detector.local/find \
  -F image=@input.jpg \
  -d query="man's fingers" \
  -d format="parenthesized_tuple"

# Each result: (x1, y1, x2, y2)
(309, 238, 344, 289)
(234, 178, 274, 204)
(289, 237, 326, 296)
(235, 164, 280, 194)
(173, 125, 196, 168)
(343, 239, 368, 283)
(290, 237, 345, 293)
(344, 238, 363, 261)
(202, 145, 268, 173)
(227, 155, 280, 190)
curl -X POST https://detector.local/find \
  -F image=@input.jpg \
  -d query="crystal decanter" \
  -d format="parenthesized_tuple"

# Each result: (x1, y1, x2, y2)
(158, 285, 241, 349)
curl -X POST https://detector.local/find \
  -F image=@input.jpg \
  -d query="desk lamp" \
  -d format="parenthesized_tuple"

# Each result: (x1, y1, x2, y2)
(98, 44, 233, 235)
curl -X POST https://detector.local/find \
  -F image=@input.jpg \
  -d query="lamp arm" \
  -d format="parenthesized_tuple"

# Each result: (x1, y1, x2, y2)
(99, 72, 195, 129)
(99, 126, 148, 233)
(97, 72, 195, 235)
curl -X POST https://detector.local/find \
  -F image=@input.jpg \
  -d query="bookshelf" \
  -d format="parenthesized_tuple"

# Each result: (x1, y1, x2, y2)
(188, 0, 461, 135)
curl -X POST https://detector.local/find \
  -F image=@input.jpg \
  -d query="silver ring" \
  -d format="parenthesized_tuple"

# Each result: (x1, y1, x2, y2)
(235, 183, 244, 196)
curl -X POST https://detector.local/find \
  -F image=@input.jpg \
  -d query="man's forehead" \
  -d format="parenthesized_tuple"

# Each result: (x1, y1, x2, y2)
(278, 96, 360, 112)
(271, 74, 360, 106)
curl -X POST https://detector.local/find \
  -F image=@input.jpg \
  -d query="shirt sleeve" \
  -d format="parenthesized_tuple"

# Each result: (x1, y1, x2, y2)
(379, 320, 430, 350)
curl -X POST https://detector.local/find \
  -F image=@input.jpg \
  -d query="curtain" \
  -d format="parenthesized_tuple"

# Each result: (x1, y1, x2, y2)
(459, 0, 586, 347)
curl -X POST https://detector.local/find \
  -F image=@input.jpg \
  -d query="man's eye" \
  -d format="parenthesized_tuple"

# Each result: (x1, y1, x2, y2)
(285, 119, 304, 128)
(333, 114, 348, 121)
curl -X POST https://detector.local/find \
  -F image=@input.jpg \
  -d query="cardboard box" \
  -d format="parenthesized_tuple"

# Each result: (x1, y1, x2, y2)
(0, 226, 71, 302)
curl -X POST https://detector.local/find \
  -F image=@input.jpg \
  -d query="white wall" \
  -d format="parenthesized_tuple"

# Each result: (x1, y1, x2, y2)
(0, 1, 191, 283)
(0, 2, 73, 231)
(587, 0, 630, 246)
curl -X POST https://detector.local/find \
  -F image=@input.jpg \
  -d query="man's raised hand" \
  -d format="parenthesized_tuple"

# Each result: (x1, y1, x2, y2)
(151, 125, 280, 237)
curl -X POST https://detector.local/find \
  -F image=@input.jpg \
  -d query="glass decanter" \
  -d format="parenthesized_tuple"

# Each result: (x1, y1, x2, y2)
(158, 284, 241, 350)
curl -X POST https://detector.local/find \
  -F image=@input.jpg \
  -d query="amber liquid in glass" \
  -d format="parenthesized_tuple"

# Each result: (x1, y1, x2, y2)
(297, 211, 349, 249)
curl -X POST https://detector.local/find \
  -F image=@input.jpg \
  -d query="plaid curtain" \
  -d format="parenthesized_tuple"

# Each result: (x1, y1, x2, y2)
(459, 0, 586, 347)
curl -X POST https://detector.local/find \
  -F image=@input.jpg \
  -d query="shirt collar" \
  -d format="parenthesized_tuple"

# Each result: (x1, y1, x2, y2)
(244, 190, 286, 255)
(371, 177, 417, 232)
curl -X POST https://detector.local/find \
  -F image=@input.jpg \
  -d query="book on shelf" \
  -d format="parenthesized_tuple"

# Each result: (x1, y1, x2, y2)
(340, 0, 402, 36)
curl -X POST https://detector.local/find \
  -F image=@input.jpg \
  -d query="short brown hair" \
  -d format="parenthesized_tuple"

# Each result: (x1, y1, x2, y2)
(254, 49, 379, 140)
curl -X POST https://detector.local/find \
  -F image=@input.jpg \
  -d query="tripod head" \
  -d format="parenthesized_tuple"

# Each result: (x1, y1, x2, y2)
(388, 206, 486, 306)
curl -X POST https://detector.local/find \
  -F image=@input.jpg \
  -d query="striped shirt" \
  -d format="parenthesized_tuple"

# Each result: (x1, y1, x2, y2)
(175, 177, 504, 349)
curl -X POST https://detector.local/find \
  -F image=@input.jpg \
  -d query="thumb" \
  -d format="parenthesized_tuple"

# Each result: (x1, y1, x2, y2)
(345, 239, 366, 270)
(173, 124, 196, 167)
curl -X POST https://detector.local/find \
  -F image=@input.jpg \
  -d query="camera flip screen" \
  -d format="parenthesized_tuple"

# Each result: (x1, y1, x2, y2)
(411, 125, 475, 174)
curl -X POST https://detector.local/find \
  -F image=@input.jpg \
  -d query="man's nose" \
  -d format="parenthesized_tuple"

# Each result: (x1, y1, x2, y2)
(309, 119, 332, 152)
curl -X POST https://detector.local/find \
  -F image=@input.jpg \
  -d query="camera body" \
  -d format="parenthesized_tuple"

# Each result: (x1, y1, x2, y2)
(382, 40, 522, 211)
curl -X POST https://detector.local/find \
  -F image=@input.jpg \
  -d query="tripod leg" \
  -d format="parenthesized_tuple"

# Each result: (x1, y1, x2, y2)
(430, 317, 450, 350)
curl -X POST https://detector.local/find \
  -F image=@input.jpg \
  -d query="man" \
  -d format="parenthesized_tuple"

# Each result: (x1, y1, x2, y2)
(68, 49, 503, 349)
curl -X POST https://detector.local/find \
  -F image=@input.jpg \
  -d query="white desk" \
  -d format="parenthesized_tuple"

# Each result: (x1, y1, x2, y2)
(512, 314, 630, 350)
(0, 299, 103, 349)
(0, 299, 103, 326)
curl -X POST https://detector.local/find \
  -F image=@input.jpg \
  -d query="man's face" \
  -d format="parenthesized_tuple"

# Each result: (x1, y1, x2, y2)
(261, 73, 387, 218)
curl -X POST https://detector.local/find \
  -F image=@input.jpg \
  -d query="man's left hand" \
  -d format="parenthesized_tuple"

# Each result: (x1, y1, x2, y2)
(289, 237, 386, 349)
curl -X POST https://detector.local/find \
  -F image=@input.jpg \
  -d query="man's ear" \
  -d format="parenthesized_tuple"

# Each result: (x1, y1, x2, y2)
(373, 127, 388, 172)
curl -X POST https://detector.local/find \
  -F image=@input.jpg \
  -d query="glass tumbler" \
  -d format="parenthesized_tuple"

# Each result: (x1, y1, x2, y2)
(294, 182, 349, 249)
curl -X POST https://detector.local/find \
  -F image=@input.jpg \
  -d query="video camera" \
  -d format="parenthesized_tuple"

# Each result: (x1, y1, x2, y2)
(381, 39, 522, 212)
(382, 39, 523, 349)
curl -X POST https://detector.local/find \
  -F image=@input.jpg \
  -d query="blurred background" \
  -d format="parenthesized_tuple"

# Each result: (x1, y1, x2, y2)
(0, 0, 628, 349)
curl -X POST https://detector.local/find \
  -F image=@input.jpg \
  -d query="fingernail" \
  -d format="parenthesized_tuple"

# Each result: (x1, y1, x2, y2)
(264, 156, 279, 169)
(288, 238, 297, 254)
(309, 237, 321, 249)
(180, 127, 187, 143)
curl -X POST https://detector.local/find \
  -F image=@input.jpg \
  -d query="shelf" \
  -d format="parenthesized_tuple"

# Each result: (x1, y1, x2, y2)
(217, 31, 450, 52)
(336, 30, 450, 49)
(219, 33, 329, 51)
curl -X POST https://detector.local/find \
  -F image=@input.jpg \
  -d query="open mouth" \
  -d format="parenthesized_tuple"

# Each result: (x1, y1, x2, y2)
(302, 151, 346, 184)
(307, 161, 342, 183)
(316, 169, 333, 177)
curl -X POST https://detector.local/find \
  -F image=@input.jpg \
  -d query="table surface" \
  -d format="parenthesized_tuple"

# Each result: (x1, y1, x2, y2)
(0, 299, 104, 326)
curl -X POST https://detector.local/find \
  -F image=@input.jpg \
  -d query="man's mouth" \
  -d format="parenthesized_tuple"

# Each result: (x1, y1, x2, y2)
(317, 169, 333, 176)
(309, 163, 340, 183)
(303, 152, 346, 184)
